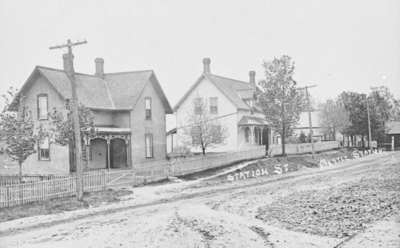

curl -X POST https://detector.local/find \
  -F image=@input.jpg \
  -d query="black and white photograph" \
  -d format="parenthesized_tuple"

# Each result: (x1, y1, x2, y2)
(0, 0, 399, 247)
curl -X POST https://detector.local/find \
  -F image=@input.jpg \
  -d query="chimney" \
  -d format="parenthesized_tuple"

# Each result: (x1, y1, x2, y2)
(62, 53, 74, 74)
(249, 70, 256, 87)
(95, 57, 104, 78)
(203, 58, 211, 74)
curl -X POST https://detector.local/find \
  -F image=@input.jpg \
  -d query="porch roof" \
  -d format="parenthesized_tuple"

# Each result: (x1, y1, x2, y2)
(94, 127, 131, 134)
(238, 116, 268, 126)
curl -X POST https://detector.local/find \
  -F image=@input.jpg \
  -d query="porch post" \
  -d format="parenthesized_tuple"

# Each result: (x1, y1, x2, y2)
(106, 137, 111, 170)
(250, 126, 255, 145)
(126, 137, 131, 168)
(85, 137, 90, 170)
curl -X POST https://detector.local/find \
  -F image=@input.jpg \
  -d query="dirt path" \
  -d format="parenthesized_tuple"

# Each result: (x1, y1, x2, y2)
(0, 152, 398, 247)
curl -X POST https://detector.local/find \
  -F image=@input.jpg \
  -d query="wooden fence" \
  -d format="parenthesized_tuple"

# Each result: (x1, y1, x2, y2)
(0, 143, 346, 208)
(0, 147, 267, 208)
(0, 169, 136, 208)
(269, 141, 340, 155)
(0, 174, 70, 187)
(135, 147, 266, 179)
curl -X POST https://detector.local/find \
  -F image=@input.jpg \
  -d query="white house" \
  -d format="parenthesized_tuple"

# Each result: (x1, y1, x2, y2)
(172, 58, 274, 153)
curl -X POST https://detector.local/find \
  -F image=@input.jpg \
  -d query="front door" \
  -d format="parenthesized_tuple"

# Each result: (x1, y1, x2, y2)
(89, 138, 107, 169)
(262, 127, 269, 150)
(110, 139, 127, 168)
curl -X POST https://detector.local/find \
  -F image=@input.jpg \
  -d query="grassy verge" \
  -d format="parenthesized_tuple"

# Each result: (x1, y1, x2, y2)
(0, 188, 132, 223)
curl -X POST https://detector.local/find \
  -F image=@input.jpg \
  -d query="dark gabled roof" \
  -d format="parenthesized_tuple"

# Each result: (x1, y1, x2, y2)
(12, 66, 172, 113)
(173, 73, 255, 111)
(386, 121, 400, 134)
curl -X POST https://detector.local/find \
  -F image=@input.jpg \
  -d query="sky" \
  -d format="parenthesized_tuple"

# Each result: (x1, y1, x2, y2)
(0, 0, 399, 107)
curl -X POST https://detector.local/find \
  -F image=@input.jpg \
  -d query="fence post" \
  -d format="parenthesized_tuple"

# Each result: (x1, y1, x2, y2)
(6, 186, 10, 208)
(103, 170, 106, 190)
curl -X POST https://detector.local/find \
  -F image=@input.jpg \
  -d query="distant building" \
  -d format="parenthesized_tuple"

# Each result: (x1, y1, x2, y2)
(10, 56, 172, 174)
(292, 111, 330, 141)
(171, 58, 273, 153)
(386, 121, 400, 150)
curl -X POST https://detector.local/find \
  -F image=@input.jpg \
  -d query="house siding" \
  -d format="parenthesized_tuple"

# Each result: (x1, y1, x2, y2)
(91, 110, 130, 128)
(21, 74, 70, 174)
(131, 76, 167, 165)
(175, 77, 238, 152)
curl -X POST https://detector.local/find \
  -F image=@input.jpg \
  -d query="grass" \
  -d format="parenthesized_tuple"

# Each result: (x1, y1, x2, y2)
(0, 188, 132, 223)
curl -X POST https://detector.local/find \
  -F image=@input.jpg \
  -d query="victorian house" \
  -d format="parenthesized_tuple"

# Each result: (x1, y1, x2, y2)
(11, 55, 172, 174)
(172, 58, 273, 153)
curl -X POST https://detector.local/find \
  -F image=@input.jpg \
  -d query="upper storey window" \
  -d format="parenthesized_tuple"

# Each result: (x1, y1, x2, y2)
(145, 97, 152, 120)
(37, 94, 48, 120)
(209, 97, 218, 114)
(194, 97, 202, 115)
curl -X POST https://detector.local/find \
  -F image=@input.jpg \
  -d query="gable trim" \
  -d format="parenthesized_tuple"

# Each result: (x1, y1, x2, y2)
(131, 72, 173, 114)
(173, 73, 247, 112)
(173, 74, 205, 112)
(9, 67, 66, 111)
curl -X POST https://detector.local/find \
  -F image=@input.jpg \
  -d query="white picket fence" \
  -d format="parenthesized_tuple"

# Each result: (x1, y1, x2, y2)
(270, 141, 340, 155)
(135, 147, 266, 178)
(1, 143, 347, 208)
(0, 169, 136, 208)
(0, 147, 267, 208)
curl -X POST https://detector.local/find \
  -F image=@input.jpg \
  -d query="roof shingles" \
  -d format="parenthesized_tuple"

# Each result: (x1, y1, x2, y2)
(33, 67, 171, 112)
(174, 73, 255, 111)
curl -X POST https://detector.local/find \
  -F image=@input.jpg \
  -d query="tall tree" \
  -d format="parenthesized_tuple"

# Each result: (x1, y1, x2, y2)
(368, 86, 400, 144)
(319, 98, 351, 141)
(339, 91, 369, 146)
(183, 98, 227, 155)
(0, 88, 43, 182)
(258, 55, 305, 155)
(339, 87, 399, 147)
(48, 103, 96, 170)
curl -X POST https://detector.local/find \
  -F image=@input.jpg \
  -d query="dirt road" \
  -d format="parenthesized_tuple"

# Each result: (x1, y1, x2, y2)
(1, 152, 399, 248)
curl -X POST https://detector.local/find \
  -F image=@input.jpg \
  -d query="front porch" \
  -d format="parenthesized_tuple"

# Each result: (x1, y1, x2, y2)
(238, 116, 271, 149)
(83, 127, 131, 170)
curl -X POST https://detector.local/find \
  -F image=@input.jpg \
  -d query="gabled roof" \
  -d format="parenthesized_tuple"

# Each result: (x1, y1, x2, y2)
(238, 116, 269, 126)
(386, 121, 400, 134)
(173, 73, 255, 111)
(12, 66, 172, 113)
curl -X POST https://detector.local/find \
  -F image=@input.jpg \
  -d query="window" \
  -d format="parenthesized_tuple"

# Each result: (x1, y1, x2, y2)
(145, 97, 152, 120)
(145, 134, 153, 158)
(209, 97, 218, 114)
(39, 137, 50, 161)
(191, 126, 201, 145)
(37, 94, 48, 120)
(194, 97, 202, 115)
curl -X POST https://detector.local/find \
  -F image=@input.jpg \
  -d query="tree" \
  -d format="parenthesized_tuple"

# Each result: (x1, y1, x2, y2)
(338, 91, 368, 146)
(183, 98, 227, 155)
(258, 55, 305, 155)
(339, 87, 400, 147)
(48, 103, 96, 170)
(0, 88, 43, 182)
(368, 86, 400, 144)
(298, 131, 307, 143)
(319, 98, 350, 141)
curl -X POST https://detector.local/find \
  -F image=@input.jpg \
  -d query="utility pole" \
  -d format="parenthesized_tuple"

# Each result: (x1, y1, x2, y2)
(49, 39, 87, 200)
(297, 84, 317, 158)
